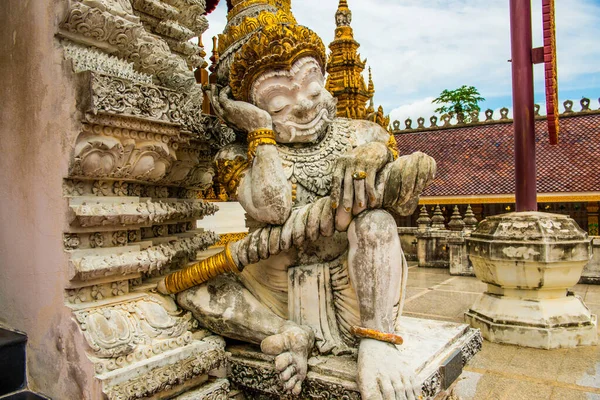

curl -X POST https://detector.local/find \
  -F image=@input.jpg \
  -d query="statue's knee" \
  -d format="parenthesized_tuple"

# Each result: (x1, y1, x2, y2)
(354, 210, 397, 239)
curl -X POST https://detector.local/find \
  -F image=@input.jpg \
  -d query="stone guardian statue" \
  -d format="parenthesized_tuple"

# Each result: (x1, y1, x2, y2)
(158, 1, 436, 398)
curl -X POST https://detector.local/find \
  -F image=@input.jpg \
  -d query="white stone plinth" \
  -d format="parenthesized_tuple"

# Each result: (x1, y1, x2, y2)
(228, 317, 482, 399)
(465, 212, 598, 349)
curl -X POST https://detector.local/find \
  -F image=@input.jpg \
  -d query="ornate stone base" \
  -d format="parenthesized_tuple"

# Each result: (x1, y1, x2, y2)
(466, 212, 598, 349)
(227, 317, 482, 399)
(465, 294, 598, 349)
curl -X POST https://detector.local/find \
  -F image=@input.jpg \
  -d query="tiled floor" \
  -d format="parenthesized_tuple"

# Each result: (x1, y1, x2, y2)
(403, 263, 600, 400)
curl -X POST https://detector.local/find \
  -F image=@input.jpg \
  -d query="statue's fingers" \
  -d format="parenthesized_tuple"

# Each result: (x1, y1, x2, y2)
(399, 156, 419, 205)
(258, 227, 270, 260)
(269, 225, 282, 256)
(307, 198, 326, 242)
(365, 169, 377, 208)
(378, 378, 397, 400)
(330, 162, 345, 209)
(247, 229, 262, 264)
(320, 197, 335, 237)
(292, 205, 311, 248)
(383, 158, 405, 207)
(209, 85, 225, 118)
(280, 209, 297, 251)
(402, 374, 416, 400)
(335, 203, 353, 232)
(219, 86, 235, 114)
(392, 379, 408, 400)
(342, 167, 354, 212)
(353, 179, 367, 215)
(237, 235, 250, 267)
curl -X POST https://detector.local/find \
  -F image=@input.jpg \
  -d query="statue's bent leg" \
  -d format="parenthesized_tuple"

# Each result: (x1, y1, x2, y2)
(177, 274, 314, 396)
(177, 274, 288, 344)
(347, 210, 419, 400)
(347, 209, 405, 332)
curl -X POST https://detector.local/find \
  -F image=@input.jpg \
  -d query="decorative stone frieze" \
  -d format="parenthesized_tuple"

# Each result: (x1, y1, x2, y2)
(69, 198, 218, 228)
(69, 231, 218, 280)
(173, 379, 230, 400)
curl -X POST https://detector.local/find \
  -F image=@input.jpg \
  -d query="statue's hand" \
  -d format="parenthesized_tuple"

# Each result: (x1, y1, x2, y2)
(331, 142, 391, 215)
(206, 85, 273, 133)
(384, 152, 437, 215)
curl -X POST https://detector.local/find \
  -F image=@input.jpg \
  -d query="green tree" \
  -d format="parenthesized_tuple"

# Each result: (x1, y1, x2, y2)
(432, 85, 485, 123)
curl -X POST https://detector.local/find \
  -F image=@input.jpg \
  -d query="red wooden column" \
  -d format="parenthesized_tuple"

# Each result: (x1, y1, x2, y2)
(509, 0, 538, 211)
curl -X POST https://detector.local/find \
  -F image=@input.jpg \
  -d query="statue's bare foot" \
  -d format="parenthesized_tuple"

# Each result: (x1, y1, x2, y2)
(261, 324, 315, 396)
(358, 338, 421, 400)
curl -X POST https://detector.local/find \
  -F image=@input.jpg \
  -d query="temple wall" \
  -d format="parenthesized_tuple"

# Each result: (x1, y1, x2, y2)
(0, 1, 234, 398)
(0, 1, 97, 397)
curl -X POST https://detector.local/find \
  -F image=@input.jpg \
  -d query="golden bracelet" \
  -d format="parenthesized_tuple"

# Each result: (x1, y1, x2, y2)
(163, 243, 240, 294)
(247, 129, 277, 162)
(351, 325, 404, 346)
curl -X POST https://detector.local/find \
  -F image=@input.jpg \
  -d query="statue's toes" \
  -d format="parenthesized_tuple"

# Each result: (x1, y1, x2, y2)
(261, 334, 287, 356)
(279, 364, 296, 381)
(273, 352, 293, 372)
(283, 375, 299, 392)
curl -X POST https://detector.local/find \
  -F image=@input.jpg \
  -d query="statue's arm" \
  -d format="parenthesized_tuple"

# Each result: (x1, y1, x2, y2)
(237, 145, 292, 225)
(209, 85, 292, 225)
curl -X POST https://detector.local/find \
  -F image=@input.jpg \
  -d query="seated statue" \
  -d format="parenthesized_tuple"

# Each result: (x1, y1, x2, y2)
(158, 3, 436, 399)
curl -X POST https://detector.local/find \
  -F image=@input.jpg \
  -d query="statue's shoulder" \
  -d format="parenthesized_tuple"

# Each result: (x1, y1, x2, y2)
(335, 118, 390, 146)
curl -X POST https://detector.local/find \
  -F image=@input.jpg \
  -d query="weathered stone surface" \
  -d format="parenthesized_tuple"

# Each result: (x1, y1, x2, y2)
(466, 212, 598, 349)
(227, 317, 482, 399)
(581, 237, 600, 284)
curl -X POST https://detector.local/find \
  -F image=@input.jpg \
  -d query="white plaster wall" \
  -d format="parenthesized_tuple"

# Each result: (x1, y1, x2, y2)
(0, 1, 99, 397)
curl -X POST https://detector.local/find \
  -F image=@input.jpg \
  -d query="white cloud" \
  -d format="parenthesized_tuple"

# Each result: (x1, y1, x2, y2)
(203, 0, 600, 116)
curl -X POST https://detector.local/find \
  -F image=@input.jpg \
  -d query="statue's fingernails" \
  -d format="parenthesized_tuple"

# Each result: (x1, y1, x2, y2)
(358, 202, 364, 208)
(344, 207, 351, 213)
(332, 201, 338, 209)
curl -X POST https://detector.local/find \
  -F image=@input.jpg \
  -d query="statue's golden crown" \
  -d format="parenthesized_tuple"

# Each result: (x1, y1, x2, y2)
(217, 0, 326, 102)
(229, 23, 326, 102)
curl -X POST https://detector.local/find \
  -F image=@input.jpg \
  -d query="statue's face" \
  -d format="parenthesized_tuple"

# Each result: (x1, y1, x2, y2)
(252, 57, 337, 143)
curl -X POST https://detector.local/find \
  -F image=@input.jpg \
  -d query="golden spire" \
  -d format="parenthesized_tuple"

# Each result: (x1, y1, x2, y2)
(325, 0, 370, 119)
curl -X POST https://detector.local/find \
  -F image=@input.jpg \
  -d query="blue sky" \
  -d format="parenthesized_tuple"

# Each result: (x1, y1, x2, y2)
(204, 0, 600, 124)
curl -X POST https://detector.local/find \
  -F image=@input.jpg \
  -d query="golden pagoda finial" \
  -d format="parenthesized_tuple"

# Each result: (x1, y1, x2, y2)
(367, 66, 375, 97)
(326, 0, 370, 119)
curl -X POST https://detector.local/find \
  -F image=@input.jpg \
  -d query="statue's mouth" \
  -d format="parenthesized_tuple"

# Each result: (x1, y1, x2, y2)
(284, 108, 332, 141)
(285, 108, 331, 130)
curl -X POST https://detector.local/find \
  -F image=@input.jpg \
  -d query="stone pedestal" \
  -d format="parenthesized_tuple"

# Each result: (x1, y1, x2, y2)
(227, 317, 482, 399)
(417, 229, 450, 268)
(580, 237, 600, 284)
(465, 212, 598, 349)
(448, 234, 474, 276)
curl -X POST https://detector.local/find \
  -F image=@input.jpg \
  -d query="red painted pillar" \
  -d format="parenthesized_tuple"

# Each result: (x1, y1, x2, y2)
(510, 0, 538, 211)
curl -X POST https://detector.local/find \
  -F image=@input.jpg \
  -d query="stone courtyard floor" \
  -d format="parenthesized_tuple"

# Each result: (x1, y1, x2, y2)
(404, 262, 600, 400)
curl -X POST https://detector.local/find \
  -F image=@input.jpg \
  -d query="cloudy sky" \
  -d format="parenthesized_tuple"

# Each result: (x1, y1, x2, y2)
(203, 0, 600, 125)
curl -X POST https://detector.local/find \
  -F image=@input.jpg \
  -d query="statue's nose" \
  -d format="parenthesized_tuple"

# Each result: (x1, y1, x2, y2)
(294, 99, 313, 116)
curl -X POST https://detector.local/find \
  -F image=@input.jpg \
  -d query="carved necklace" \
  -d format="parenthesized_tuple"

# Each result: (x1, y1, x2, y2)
(277, 118, 355, 198)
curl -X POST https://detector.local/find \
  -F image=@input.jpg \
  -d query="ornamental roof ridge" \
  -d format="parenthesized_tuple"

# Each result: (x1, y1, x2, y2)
(391, 97, 600, 134)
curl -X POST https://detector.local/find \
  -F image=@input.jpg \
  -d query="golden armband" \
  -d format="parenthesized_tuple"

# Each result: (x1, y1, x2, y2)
(351, 325, 404, 346)
(163, 243, 241, 294)
(247, 129, 277, 162)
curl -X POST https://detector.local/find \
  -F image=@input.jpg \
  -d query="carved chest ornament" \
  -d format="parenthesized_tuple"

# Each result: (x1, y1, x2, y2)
(278, 118, 355, 202)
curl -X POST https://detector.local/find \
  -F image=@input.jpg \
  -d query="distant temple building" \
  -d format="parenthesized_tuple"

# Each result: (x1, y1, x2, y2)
(326, 0, 389, 129)
(392, 99, 600, 235)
